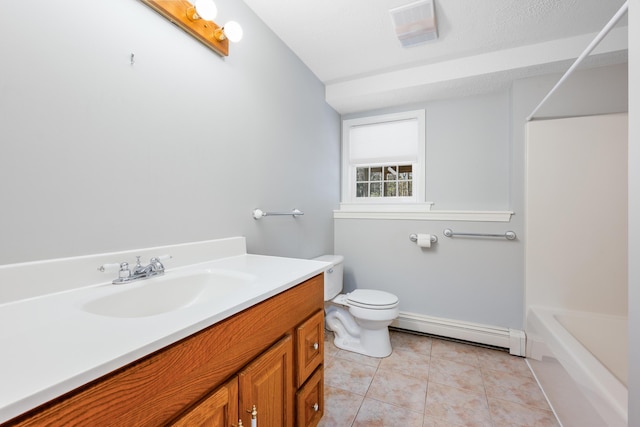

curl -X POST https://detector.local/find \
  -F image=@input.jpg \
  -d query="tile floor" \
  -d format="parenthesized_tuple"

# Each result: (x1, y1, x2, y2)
(319, 329, 559, 427)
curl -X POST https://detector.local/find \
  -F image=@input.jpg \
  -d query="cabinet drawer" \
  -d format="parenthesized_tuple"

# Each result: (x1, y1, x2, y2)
(295, 310, 324, 387)
(296, 367, 323, 427)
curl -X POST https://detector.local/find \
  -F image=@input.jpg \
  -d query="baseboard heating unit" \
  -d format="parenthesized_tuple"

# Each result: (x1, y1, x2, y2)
(391, 311, 526, 356)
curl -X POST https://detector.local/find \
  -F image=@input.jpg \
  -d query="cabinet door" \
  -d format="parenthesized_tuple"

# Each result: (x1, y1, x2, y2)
(170, 377, 238, 427)
(238, 335, 294, 427)
(296, 310, 324, 387)
(296, 367, 323, 427)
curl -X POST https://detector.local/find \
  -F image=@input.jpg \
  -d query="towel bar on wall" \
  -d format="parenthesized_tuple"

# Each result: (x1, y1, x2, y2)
(443, 228, 516, 240)
(252, 208, 304, 219)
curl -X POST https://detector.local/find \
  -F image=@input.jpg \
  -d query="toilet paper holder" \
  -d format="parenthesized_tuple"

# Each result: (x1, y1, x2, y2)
(409, 234, 438, 244)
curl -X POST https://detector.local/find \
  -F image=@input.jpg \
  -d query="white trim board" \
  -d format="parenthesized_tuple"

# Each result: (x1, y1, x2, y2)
(334, 210, 514, 222)
(391, 311, 526, 356)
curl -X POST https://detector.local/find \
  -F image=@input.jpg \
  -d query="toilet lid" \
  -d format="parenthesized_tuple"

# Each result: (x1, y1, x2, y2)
(347, 289, 399, 309)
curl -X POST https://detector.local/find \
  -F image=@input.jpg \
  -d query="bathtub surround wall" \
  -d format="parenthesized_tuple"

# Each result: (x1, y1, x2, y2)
(0, 0, 340, 265)
(335, 63, 628, 336)
(525, 113, 628, 316)
(628, 1, 639, 424)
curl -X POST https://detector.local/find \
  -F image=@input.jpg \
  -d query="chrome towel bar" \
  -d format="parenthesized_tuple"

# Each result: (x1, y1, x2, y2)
(443, 228, 516, 240)
(252, 208, 304, 219)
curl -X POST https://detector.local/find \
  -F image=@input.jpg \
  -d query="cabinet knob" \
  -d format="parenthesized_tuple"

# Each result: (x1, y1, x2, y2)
(312, 342, 319, 350)
(232, 421, 243, 427)
(312, 403, 319, 412)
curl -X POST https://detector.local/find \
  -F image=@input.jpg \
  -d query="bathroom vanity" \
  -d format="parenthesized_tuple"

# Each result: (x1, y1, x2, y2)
(0, 238, 327, 426)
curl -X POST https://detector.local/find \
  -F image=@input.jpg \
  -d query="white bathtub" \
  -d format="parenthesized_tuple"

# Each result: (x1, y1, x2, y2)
(526, 306, 627, 427)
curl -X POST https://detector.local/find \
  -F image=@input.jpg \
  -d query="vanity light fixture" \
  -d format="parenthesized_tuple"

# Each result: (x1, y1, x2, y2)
(186, 0, 217, 22)
(141, 0, 242, 56)
(214, 21, 243, 43)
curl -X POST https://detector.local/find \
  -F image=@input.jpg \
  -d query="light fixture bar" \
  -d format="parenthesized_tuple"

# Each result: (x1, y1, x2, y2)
(141, 0, 229, 56)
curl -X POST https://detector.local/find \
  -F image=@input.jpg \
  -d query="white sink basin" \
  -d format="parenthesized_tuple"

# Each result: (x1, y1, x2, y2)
(83, 269, 257, 318)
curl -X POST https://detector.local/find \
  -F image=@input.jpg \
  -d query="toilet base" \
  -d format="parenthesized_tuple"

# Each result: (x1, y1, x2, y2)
(325, 305, 393, 358)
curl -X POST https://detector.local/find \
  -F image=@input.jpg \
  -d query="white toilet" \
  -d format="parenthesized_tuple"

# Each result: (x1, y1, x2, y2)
(315, 255, 400, 358)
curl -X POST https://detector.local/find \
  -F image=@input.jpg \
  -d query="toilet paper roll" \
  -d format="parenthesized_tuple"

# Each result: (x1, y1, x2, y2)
(416, 234, 432, 248)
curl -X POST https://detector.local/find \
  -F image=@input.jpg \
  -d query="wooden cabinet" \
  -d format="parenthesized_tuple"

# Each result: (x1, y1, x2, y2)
(238, 335, 294, 427)
(3, 274, 324, 427)
(171, 377, 238, 427)
(172, 318, 323, 427)
(172, 328, 321, 427)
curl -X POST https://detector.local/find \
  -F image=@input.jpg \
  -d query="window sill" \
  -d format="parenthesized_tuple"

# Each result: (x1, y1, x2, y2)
(333, 205, 513, 222)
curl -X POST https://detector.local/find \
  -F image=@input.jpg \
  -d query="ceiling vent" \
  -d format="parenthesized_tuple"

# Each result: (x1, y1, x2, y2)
(389, 0, 438, 48)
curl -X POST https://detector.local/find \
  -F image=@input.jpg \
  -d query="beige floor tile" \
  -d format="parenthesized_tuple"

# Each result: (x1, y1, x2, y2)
(431, 339, 481, 366)
(335, 348, 382, 368)
(476, 347, 533, 378)
(324, 356, 377, 395)
(324, 350, 337, 367)
(366, 369, 428, 413)
(428, 357, 485, 394)
(425, 382, 493, 427)
(324, 330, 341, 358)
(423, 415, 468, 426)
(488, 397, 560, 427)
(483, 368, 551, 410)
(378, 347, 430, 380)
(353, 397, 423, 427)
(318, 385, 363, 427)
(390, 330, 433, 355)
(321, 330, 561, 427)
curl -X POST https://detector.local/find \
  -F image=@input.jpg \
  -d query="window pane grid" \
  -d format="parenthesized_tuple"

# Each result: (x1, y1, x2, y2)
(356, 164, 412, 198)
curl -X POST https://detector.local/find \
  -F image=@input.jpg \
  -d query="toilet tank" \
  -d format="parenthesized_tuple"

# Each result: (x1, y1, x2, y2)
(313, 255, 344, 301)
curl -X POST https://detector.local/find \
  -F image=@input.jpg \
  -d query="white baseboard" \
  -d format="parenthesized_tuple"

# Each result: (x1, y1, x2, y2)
(391, 311, 526, 356)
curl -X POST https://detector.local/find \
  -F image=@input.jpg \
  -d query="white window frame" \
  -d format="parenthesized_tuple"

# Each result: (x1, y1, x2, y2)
(340, 110, 427, 211)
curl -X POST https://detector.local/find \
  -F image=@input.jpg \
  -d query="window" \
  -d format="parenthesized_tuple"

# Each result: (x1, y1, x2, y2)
(341, 110, 425, 207)
(356, 165, 413, 198)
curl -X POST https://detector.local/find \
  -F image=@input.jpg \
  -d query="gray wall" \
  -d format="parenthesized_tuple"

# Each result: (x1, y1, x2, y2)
(336, 63, 628, 330)
(0, 0, 340, 265)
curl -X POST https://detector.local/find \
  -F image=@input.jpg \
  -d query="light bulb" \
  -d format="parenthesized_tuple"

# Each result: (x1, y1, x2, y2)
(194, 0, 217, 21)
(223, 21, 243, 43)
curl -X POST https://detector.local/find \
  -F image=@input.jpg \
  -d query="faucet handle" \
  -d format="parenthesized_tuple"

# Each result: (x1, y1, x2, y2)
(151, 255, 172, 270)
(149, 256, 165, 271)
(98, 262, 120, 272)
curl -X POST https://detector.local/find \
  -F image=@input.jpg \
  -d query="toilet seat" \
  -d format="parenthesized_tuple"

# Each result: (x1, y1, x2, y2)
(345, 289, 399, 310)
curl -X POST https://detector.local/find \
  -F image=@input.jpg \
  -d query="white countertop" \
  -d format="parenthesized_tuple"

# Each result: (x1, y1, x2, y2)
(0, 252, 328, 423)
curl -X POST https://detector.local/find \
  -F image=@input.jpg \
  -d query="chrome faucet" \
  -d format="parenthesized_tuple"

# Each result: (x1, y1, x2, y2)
(112, 256, 168, 284)
(133, 256, 165, 277)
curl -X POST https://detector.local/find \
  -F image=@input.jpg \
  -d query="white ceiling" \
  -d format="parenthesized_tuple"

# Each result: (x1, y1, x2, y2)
(242, 0, 629, 114)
